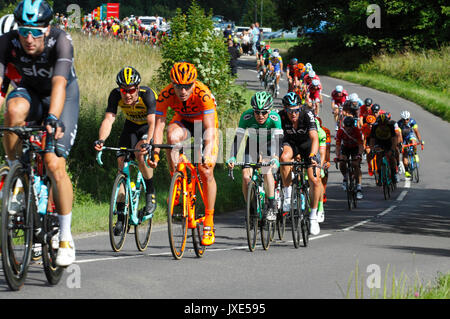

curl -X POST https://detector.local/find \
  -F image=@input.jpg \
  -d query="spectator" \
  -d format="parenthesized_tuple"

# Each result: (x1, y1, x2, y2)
(242, 30, 250, 55)
(251, 22, 260, 55)
(223, 24, 233, 40)
(228, 38, 240, 76)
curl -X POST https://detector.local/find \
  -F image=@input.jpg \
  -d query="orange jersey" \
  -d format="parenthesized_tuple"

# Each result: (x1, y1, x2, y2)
(155, 81, 218, 123)
(322, 126, 331, 145)
(362, 123, 373, 139)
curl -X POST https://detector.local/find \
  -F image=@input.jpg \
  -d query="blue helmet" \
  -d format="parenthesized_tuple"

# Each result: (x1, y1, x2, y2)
(14, 0, 54, 27)
(282, 92, 300, 107)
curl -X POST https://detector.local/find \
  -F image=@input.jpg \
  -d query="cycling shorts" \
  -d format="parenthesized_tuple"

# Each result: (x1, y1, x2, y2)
(341, 145, 359, 158)
(282, 139, 321, 167)
(117, 120, 148, 157)
(6, 80, 79, 159)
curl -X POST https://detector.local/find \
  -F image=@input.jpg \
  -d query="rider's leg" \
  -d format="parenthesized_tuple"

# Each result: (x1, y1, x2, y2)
(3, 97, 29, 161)
(280, 145, 293, 211)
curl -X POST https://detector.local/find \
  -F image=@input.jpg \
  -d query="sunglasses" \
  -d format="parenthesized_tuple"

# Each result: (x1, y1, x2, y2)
(120, 87, 138, 95)
(286, 108, 300, 114)
(254, 110, 269, 116)
(173, 83, 194, 90)
(18, 26, 48, 38)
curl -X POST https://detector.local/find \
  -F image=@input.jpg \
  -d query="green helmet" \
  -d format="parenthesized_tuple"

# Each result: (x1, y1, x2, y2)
(251, 91, 273, 111)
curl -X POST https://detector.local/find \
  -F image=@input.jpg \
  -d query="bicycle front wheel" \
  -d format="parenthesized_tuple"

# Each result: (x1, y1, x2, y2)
(167, 171, 188, 260)
(1, 162, 33, 291)
(42, 211, 64, 285)
(246, 182, 258, 252)
(260, 206, 272, 250)
(135, 179, 153, 252)
(412, 159, 420, 183)
(109, 173, 129, 252)
(300, 188, 310, 247)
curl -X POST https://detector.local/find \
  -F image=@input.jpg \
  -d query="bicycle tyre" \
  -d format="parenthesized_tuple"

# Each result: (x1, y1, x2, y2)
(290, 185, 301, 249)
(346, 182, 352, 211)
(260, 203, 272, 250)
(245, 182, 258, 252)
(352, 176, 358, 209)
(42, 211, 63, 285)
(167, 171, 188, 260)
(192, 181, 206, 258)
(412, 160, 420, 183)
(275, 181, 286, 241)
(1, 162, 33, 291)
(109, 173, 129, 252)
(134, 178, 153, 252)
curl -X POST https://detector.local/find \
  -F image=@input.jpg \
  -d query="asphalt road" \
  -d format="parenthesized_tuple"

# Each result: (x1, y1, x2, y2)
(1, 55, 449, 302)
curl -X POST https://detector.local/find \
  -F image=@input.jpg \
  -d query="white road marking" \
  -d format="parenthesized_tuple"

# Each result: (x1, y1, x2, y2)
(396, 190, 408, 201)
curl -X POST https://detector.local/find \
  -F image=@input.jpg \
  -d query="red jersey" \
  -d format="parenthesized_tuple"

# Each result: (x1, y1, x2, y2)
(308, 83, 322, 101)
(335, 127, 363, 148)
(331, 89, 348, 105)
(303, 74, 320, 86)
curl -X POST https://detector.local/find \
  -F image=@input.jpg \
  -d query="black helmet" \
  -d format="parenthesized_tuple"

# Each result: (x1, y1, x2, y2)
(343, 116, 355, 128)
(116, 66, 141, 87)
(14, 0, 54, 27)
(364, 98, 372, 106)
(371, 103, 381, 113)
(282, 92, 300, 108)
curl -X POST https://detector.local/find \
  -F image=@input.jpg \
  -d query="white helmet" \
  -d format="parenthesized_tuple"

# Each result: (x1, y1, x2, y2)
(400, 110, 410, 120)
(308, 70, 316, 78)
(349, 93, 359, 102)
(335, 85, 343, 92)
(0, 14, 18, 36)
(271, 51, 280, 58)
(312, 79, 320, 86)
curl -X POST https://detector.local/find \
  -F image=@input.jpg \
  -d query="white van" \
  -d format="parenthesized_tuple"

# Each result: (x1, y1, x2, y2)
(138, 16, 157, 29)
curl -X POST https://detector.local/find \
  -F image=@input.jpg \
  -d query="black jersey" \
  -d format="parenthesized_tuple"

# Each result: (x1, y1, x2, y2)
(106, 86, 157, 125)
(0, 27, 76, 96)
(278, 107, 317, 144)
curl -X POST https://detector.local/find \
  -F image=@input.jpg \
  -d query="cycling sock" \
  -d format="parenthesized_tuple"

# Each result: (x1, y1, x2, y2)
(268, 196, 275, 209)
(204, 209, 214, 227)
(145, 178, 155, 194)
(310, 208, 318, 220)
(283, 186, 292, 199)
(318, 201, 323, 212)
(58, 212, 73, 242)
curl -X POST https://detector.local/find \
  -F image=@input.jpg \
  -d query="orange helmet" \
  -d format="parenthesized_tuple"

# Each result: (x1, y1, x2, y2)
(297, 63, 305, 72)
(170, 62, 198, 85)
(366, 115, 376, 124)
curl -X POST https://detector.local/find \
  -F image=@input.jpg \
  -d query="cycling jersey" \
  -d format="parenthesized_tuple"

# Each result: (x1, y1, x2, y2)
(397, 118, 418, 142)
(303, 74, 320, 87)
(269, 56, 282, 72)
(316, 119, 326, 148)
(106, 86, 157, 125)
(278, 107, 317, 145)
(0, 28, 77, 97)
(342, 99, 363, 117)
(370, 122, 396, 143)
(331, 89, 348, 105)
(308, 83, 322, 102)
(156, 80, 218, 124)
(336, 126, 363, 148)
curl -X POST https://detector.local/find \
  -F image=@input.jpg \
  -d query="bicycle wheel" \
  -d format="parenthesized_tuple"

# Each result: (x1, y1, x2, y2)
(412, 159, 420, 183)
(42, 211, 63, 285)
(290, 186, 301, 249)
(109, 173, 129, 252)
(167, 171, 188, 260)
(134, 178, 152, 252)
(300, 188, 310, 247)
(246, 181, 258, 252)
(346, 182, 353, 211)
(1, 162, 33, 291)
(275, 180, 286, 241)
(352, 176, 358, 209)
(260, 203, 272, 250)
(192, 181, 206, 258)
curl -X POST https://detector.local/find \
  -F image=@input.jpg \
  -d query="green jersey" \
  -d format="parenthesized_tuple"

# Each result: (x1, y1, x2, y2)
(315, 119, 327, 148)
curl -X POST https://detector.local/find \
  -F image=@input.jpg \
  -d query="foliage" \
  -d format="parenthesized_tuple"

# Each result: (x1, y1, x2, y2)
(155, 0, 246, 130)
(276, 0, 450, 54)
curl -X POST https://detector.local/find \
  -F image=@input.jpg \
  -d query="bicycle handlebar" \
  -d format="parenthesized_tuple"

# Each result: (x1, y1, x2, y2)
(227, 162, 272, 181)
(96, 146, 149, 167)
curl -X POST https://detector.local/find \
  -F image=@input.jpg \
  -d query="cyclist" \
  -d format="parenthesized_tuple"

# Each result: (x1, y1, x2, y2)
(267, 51, 283, 96)
(94, 67, 158, 233)
(361, 114, 377, 176)
(314, 116, 328, 223)
(0, 15, 20, 108)
(259, 44, 272, 81)
(227, 91, 283, 222)
(307, 78, 322, 116)
(368, 113, 399, 185)
(335, 116, 364, 199)
(316, 117, 331, 217)
(330, 85, 349, 130)
(342, 93, 363, 126)
(397, 110, 424, 178)
(278, 92, 322, 235)
(302, 69, 319, 93)
(0, 0, 80, 266)
(286, 58, 298, 92)
(148, 62, 219, 246)
(358, 98, 373, 127)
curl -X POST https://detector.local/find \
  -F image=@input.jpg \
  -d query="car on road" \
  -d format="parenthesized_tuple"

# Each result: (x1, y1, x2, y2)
(138, 16, 158, 29)
(264, 27, 299, 39)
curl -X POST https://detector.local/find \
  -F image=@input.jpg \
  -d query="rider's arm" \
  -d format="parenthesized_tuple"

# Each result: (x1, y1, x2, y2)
(48, 75, 67, 119)
(152, 115, 166, 158)
(143, 88, 157, 143)
(97, 112, 116, 142)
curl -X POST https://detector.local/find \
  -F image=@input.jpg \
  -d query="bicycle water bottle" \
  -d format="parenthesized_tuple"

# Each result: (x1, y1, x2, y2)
(301, 193, 306, 211)
(33, 176, 48, 215)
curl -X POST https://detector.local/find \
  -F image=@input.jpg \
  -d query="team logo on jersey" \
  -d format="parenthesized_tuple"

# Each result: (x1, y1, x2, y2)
(270, 114, 279, 122)
(21, 65, 53, 78)
(243, 114, 253, 121)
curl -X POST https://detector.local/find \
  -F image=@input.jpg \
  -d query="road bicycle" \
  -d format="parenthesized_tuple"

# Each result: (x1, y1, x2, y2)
(335, 158, 360, 210)
(280, 161, 312, 248)
(0, 126, 63, 291)
(402, 142, 422, 183)
(334, 103, 344, 130)
(229, 162, 274, 251)
(97, 147, 153, 252)
(373, 148, 396, 200)
(266, 72, 278, 98)
(273, 171, 286, 241)
(151, 143, 208, 260)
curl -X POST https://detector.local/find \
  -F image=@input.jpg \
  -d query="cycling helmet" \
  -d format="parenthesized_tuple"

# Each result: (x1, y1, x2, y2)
(297, 63, 305, 71)
(378, 113, 388, 124)
(366, 115, 376, 124)
(271, 51, 280, 58)
(273, 48, 279, 53)
(305, 62, 312, 69)
(0, 14, 18, 35)
(170, 62, 198, 85)
(312, 79, 320, 87)
(260, 41, 265, 46)
(371, 103, 381, 113)
(308, 70, 316, 78)
(335, 85, 343, 93)
(14, 0, 54, 27)
(251, 91, 273, 111)
(290, 58, 298, 64)
(282, 92, 300, 107)
(400, 110, 410, 120)
(364, 98, 372, 106)
(343, 116, 355, 128)
(116, 66, 141, 87)
(349, 93, 359, 103)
